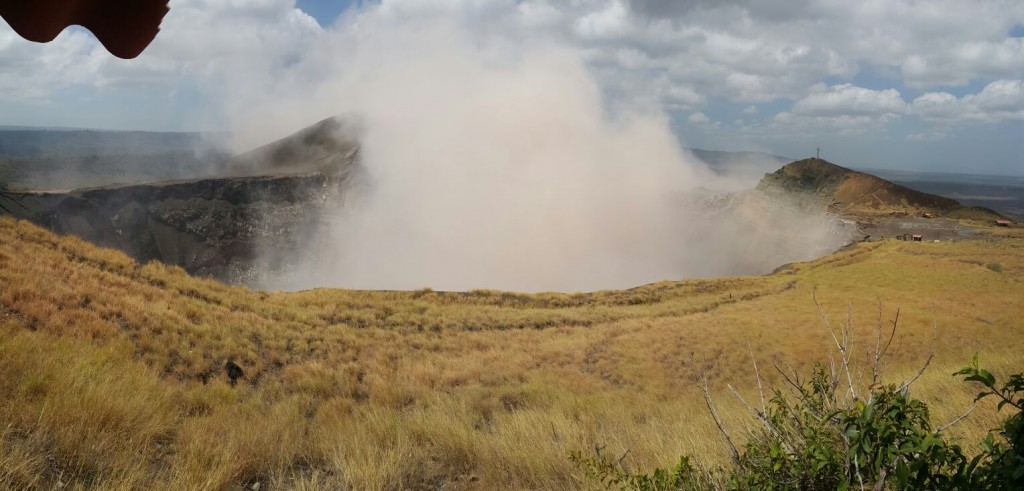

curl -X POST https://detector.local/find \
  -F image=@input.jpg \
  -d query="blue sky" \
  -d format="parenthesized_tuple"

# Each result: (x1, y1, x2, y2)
(0, 0, 1022, 176)
(295, 0, 357, 27)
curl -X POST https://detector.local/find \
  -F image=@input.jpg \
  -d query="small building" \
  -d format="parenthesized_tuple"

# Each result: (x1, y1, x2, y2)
(996, 219, 1012, 227)
(912, 234, 923, 242)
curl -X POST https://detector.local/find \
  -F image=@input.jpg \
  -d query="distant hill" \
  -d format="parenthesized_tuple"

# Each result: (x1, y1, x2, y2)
(0, 121, 361, 191)
(0, 128, 204, 158)
(758, 158, 1006, 221)
(687, 148, 792, 187)
(222, 116, 360, 177)
(0, 128, 226, 190)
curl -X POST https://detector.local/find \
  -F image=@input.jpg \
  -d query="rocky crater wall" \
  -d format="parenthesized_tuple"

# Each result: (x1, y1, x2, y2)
(0, 173, 345, 285)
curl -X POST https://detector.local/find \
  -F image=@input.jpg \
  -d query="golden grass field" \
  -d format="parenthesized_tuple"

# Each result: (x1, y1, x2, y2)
(1, 215, 1022, 489)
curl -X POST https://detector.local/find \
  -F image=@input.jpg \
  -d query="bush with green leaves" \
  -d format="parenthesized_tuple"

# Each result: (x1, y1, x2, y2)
(956, 355, 1024, 489)
(572, 356, 1023, 490)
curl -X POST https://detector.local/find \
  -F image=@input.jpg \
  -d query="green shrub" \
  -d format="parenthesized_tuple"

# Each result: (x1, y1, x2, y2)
(986, 263, 1003, 273)
(573, 357, 1023, 490)
(955, 355, 1024, 489)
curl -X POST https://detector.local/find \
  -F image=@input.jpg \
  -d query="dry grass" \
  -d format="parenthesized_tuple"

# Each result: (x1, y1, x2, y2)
(1, 215, 1023, 489)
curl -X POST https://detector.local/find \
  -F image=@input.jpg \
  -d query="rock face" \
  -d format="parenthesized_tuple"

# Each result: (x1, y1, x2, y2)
(0, 117, 361, 286)
(1, 174, 331, 285)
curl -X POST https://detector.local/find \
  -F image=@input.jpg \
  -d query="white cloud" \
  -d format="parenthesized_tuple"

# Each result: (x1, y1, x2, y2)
(1, 0, 1023, 140)
(911, 80, 1024, 123)
(687, 112, 710, 124)
(659, 80, 703, 108)
(906, 131, 949, 141)
(573, 1, 633, 40)
(517, 1, 564, 29)
(0, 27, 101, 100)
(613, 47, 652, 69)
(792, 84, 906, 117)
(910, 91, 962, 121)
(764, 109, 899, 137)
(969, 79, 1024, 112)
(604, 0, 1024, 104)
(901, 38, 1024, 88)
(0, 0, 322, 106)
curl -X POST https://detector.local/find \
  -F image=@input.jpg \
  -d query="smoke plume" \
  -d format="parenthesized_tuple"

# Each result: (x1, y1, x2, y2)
(214, 3, 847, 292)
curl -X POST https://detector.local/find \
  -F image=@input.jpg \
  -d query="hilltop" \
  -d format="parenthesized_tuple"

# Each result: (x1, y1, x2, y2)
(221, 116, 360, 178)
(758, 158, 1006, 221)
(1, 214, 1022, 489)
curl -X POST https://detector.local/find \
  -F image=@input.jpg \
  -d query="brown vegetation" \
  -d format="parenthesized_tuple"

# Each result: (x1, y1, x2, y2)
(1, 215, 1023, 489)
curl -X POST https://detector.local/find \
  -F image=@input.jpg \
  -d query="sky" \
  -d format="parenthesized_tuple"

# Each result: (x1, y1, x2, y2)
(0, 0, 1022, 175)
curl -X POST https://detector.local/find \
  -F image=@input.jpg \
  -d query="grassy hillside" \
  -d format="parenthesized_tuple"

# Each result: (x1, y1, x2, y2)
(1, 216, 1022, 489)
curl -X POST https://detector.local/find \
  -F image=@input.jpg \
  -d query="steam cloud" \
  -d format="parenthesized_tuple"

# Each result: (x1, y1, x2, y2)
(215, 3, 849, 292)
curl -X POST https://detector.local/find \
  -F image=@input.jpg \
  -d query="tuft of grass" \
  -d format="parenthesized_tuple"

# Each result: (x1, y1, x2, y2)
(1, 215, 1023, 488)
(986, 262, 1003, 272)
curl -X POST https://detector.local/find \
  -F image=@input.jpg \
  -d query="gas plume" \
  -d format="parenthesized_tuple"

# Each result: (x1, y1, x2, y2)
(215, 3, 848, 292)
